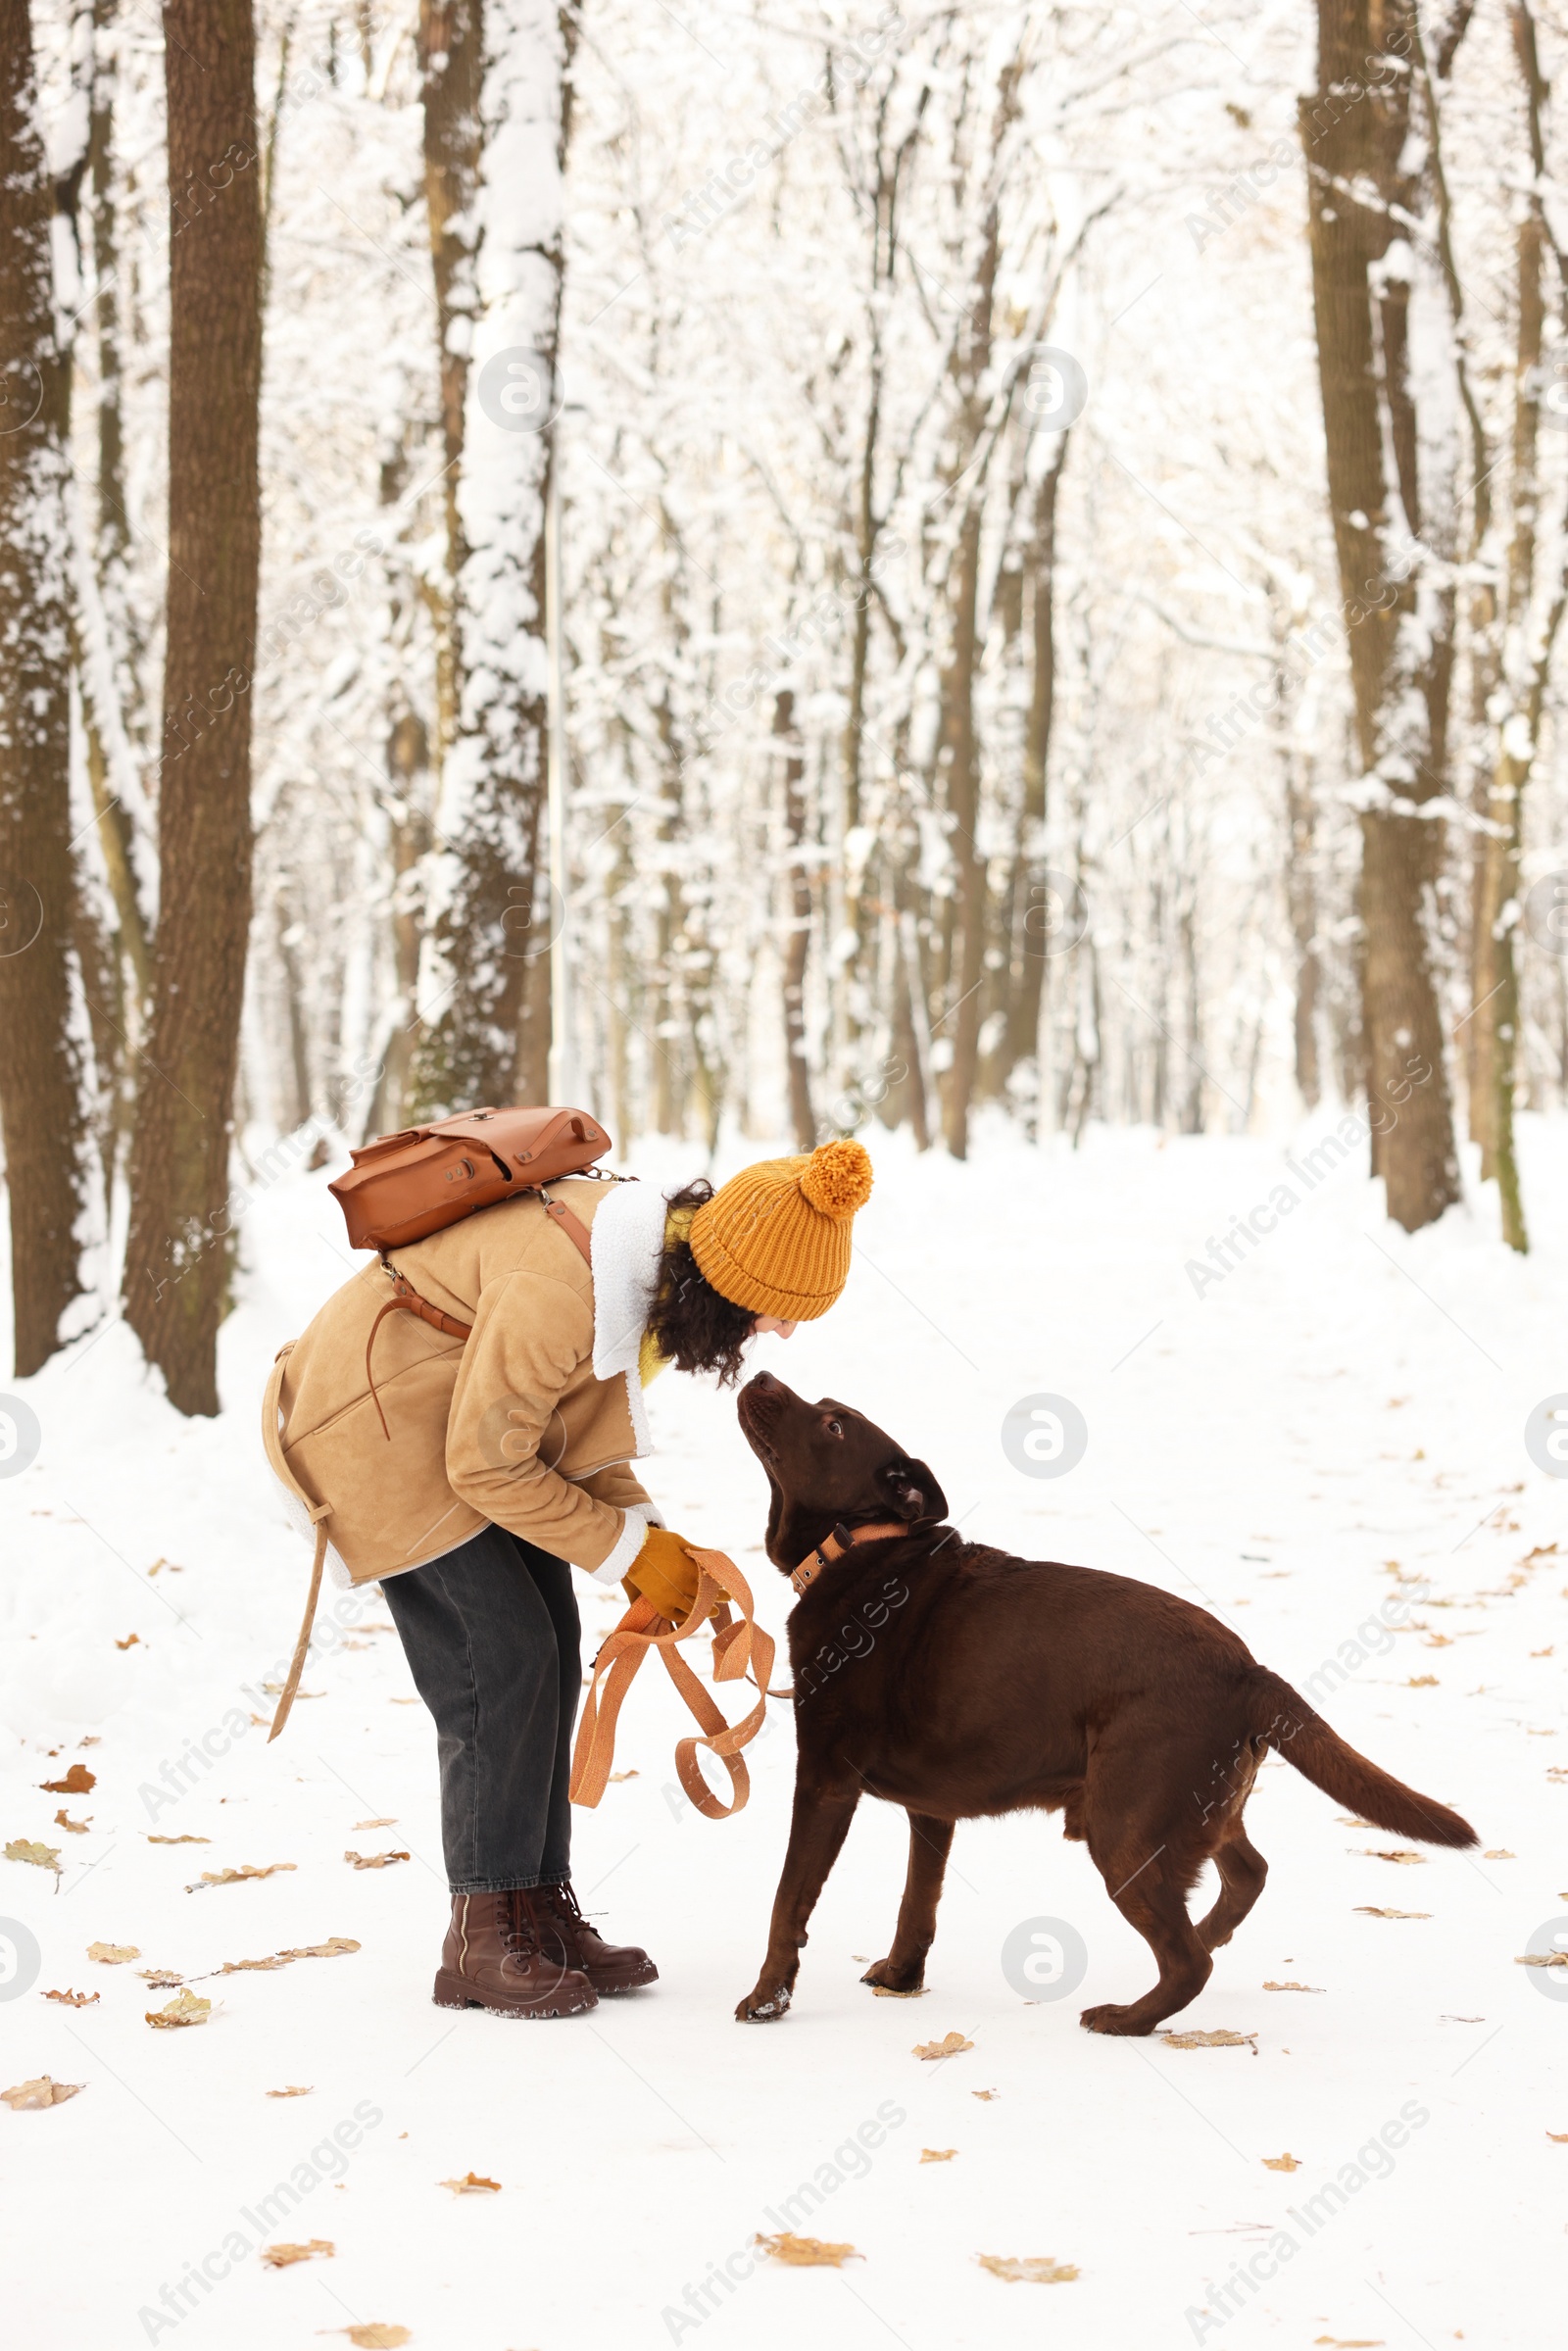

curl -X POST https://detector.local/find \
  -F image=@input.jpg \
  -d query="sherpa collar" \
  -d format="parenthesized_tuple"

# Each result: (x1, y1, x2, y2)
(590, 1179, 668, 1382)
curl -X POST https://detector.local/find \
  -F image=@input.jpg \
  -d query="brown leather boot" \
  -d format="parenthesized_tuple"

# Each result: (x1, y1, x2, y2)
(527, 1881, 659, 1993)
(433, 1891, 596, 2018)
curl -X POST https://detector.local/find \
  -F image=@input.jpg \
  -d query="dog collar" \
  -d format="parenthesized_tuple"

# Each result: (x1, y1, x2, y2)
(791, 1520, 907, 1595)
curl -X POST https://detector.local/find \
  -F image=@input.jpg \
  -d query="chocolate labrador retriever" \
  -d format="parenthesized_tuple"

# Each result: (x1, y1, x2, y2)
(734, 1371, 1475, 2033)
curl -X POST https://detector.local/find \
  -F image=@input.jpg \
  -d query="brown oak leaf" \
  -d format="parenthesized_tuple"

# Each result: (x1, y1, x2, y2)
(913, 2032, 972, 2060)
(42, 1988, 98, 2006)
(261, 2239, 333, 2268)
(756, 2232, 858, 2267)
(38, 1764, 95, 1794)
(439, 2172, 502, 2193)
(977, 2254, 1079, 2283)
(2, 2076, 82, 2109)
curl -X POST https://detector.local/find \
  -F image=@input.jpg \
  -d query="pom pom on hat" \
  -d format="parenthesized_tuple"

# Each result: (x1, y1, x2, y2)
(799, 1138, 873, 1218)
(687, 1140, 875, 1320)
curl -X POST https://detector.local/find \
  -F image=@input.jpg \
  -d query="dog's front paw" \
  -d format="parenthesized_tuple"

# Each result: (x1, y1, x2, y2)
(735, 1983, 792, 2023)
(1079, 2000, 1155, 2036)
(860, 1956, 925, 1994)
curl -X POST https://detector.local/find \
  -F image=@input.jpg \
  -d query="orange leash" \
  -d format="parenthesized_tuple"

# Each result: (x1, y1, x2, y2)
(570, 1547, 783, 1820)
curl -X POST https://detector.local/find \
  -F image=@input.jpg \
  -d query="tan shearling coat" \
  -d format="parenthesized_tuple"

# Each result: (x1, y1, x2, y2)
(269, 1178, 662, 1587)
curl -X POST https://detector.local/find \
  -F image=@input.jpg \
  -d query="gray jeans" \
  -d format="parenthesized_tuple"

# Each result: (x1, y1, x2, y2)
(382, 1524, 581, 1893)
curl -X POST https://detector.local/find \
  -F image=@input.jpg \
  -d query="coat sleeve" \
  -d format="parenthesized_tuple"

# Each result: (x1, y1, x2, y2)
(444, 1263, 649, 1578)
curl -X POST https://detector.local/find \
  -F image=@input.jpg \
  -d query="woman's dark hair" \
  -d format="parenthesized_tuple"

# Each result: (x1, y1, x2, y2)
(646, 1179, 757, 1386)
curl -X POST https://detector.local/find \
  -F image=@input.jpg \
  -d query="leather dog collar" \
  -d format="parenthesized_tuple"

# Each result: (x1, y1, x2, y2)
(792, 1520, 907, 1595)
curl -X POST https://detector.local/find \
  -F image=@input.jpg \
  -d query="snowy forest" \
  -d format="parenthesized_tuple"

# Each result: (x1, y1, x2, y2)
(3, 0, 1568, 1409)
(5, 11, 1566, 2350)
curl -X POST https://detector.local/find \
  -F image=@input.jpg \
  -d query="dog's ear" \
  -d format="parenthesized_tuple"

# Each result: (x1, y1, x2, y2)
(879, 1455, 948, 1527)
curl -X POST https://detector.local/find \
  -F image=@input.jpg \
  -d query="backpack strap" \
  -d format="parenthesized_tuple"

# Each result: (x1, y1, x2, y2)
(261, 1343, 332, 1742)
(364, 1187, 593, 1439)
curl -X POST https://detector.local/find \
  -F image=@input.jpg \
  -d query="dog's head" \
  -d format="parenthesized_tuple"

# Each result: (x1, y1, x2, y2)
(736, 1370, 948, 1571)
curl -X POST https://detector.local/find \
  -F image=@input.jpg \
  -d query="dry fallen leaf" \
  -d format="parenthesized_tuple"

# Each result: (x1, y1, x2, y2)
(1262, 2153, 1300, 2172)
(608, 1770, 639, 1783)
(352, 1819, 397, 1831)
(87, 1941, 140, 1964)
(1354, 1908, 1430, 1920)
(43, 1988, 98, 2006)
(147, 1835, 210, 1845)
(115, 1634, 140, 1650)
(261, 1682, 323, 1698)
(1405, 1675, 1438, 1689)
(871, 1984, 927, 1998)
(331, 2329, 411, 2349)
(913, 2032, 972, 2060)
(344, 1849, 411, 1870)
(1262, 1981, 1325, 1993)
(971, 2089, 999, 2101)
(187, 1863, 297, 1891)
(1484, 1849, 1515, 1861)
(146, 1989, 213, 2030)
(977, 2254, 1079, 2284)
(439, 2172, 502, 2194)
(2, 2075, 82, 2110)
(38, 1763, 95, 1794)
(54, 1810, 90, 1835)
(220, 1937, 361, 1974)
(147, 1556, 183, 1575)
(262, 2239, 333, 2268)
(1312, 2339, 1384, 2347)
(267, 2086, 315, 2098)
(755, 2231, 859, 2268)
(1547, 2131, 1568, 2142)
(1335, 1815, 1377, 1828)
(137, 1969, 183, 1987)
(1357, 1848, 1425, 1865)
(1159, 2030, 1257, 2050)
(1516, 1953, 1568, 1970)
(919, 2148, 957, 2163)
(5, 1839, 61, 1874)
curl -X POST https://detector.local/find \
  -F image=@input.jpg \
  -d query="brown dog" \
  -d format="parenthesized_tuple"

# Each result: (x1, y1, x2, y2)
(734, 1371, 1476, 2033)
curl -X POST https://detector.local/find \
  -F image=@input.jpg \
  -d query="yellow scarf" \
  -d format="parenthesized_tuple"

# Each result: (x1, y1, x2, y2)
(637, 1203, 697, 1387)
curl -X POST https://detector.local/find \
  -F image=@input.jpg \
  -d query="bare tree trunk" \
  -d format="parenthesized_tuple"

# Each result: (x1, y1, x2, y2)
(1298, 0, 1461, 1232)
(0, 0, 100, 1374)
(416, 0, 480, 778)
(122, 0, 262, 1413)
(998, 434, 1067, 1087)
(408, 0, 575, 1117)
(772, 689, 816, 1150)
(942, 499, 986, 1160)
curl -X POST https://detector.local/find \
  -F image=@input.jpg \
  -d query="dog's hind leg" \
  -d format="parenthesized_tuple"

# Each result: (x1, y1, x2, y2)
(1079, 1841, 1213, 2036)
(1196, 1827, 1267, 1952)
(861, 1812, 954, 1994)
(736, 1781, 860, 2022)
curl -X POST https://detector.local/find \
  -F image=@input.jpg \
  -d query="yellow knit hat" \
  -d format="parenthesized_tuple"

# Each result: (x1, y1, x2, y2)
(689, 1140, 873, 1320)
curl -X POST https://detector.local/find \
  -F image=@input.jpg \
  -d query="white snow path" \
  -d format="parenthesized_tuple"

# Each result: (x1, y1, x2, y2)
(1, 1116, 1563, 2350)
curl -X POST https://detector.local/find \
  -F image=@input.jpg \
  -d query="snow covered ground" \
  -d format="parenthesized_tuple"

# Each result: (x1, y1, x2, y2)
(2, 1115, 1564, 2351)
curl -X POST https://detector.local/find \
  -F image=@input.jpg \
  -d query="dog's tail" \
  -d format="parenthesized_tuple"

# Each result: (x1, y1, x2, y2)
(1247, 1669, 1477, 1848)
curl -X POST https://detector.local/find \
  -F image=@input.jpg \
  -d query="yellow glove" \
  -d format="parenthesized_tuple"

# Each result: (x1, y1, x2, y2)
(622, 1526, 714, 1625)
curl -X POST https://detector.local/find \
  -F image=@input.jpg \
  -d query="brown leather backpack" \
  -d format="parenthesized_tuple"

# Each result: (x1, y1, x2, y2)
(328, 1105, 611, 1253)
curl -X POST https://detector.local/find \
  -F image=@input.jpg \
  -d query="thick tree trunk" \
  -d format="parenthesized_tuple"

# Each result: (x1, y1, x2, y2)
(773, 690, 816, 1150)
(409, 0, 575, 1116)
(0, 0, 99, 1375)
(1299, 0, 1460, 1232)
(122, 0, 262, 1413)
